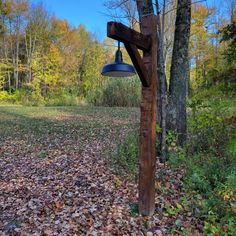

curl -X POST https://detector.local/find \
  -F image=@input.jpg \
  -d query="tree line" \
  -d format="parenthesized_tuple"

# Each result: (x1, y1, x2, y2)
(0, 0, 140, 106)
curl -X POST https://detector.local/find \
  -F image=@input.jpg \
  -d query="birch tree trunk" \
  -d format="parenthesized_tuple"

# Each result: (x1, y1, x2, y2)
(167, 0, 191, 146)
(3, 23, 11, 91)
(25, 30, 34, 83)
(15, 32, 19, 89)
(25, 3, 48, 84)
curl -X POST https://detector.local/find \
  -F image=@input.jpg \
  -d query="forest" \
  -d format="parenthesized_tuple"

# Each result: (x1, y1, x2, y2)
(0, 0, 236, 235)
(0, 0, 235, 107)
(0, 0, 141, 107)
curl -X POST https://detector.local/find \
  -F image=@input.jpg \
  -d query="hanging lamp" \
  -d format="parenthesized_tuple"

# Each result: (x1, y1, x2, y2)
(101, 41, 136, 77)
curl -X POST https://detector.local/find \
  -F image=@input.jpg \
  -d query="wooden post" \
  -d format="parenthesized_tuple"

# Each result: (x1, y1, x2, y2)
(106, 14, 158, 216)
(138, 15, 157, 216)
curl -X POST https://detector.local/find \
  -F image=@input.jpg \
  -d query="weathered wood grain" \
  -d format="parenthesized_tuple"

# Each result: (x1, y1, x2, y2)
(107, 22, 151, 52)
(138, 14, 158, 216)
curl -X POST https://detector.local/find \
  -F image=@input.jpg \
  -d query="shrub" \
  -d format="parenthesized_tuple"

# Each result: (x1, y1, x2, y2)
(0, 91, 11, 103)
(169, 86, 236, 235)
(170, 150, 236, 234)
(100, 77, 140, 107)
(0, 91, 18, 104)
(110, 132, 139, 176)
(16, 89, 45, 106)
(187, 96, 230, 155)
(85, 86, 104, 106)
(45, 89, 86, 106)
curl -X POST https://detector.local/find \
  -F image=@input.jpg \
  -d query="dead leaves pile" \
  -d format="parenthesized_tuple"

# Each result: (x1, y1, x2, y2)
(0, 107, 203, 235)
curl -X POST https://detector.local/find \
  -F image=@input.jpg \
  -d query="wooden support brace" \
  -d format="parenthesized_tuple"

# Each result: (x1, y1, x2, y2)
(124, 42, 150, 87)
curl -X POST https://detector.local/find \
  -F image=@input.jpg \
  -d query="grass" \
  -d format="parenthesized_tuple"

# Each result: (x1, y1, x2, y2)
(0, 106, 139, 133)
(0, 106, 140, 163)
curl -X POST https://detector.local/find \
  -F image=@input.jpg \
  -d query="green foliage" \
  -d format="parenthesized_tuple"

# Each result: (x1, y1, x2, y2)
(0, 91, 17, 104)
(190, 6, 235, 90)
(14, 86, 45, 106)
(189, 84, 236, 109)
(45, 88, 86, 106)
(227, 134, 236, 158)
(165, 131, 178, 146)
(224, 43, 236, 66)
(170, 151, 236, 234)
(220, 22, 236, 66)
(169, 86, 236, 235)
(0, 59, 12, 89)
(38, 150, 47, 158)
(188, 109, 225, 154)
(100, 77, 140, 107)
(155, 123, 162, 134)
(110, 132, 138, 176)
(129, 202, 139, 217)
(165, 203, 182, 216)
(187, 85, 235, 155)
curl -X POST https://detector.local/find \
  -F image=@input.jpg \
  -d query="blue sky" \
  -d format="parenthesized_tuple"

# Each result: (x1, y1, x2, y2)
(30, 0, 223, 42)
(31, 0, 109, 41)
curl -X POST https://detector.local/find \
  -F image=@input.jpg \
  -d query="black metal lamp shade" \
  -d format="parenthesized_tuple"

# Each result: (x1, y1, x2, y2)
(101, 42, 136, 77)
(101, 62, 136, 77)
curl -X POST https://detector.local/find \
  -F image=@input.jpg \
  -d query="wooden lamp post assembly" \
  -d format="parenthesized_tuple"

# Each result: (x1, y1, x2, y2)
(102, 14, 158, 216)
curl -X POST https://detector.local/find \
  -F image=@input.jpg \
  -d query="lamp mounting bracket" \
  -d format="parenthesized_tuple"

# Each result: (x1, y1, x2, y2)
(107, 21, 152, 87)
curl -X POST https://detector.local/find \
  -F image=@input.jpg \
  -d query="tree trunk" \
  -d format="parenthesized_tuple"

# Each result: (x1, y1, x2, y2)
(167, 0, 191, 146)
(3, 31, 11, 91)
(25, 31, 33, 83)
(16, 35, 19, 89)
(136, 0, 154, 19)
(155, 0, 167, 161)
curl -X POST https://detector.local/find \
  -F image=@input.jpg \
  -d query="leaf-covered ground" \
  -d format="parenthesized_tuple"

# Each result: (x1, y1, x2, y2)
(0, 106, 202, 235)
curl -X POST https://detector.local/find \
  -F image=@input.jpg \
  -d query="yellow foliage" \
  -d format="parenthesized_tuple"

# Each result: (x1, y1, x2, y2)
(190, 4, 226, 88)
(0, 91, 9, 101)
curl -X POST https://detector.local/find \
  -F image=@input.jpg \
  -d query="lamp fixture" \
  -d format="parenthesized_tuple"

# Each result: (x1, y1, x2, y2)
(101, 41, 136, 77)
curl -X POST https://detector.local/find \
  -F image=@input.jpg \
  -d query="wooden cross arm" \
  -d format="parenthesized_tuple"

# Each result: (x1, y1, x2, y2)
(107, 22, 152, 52)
